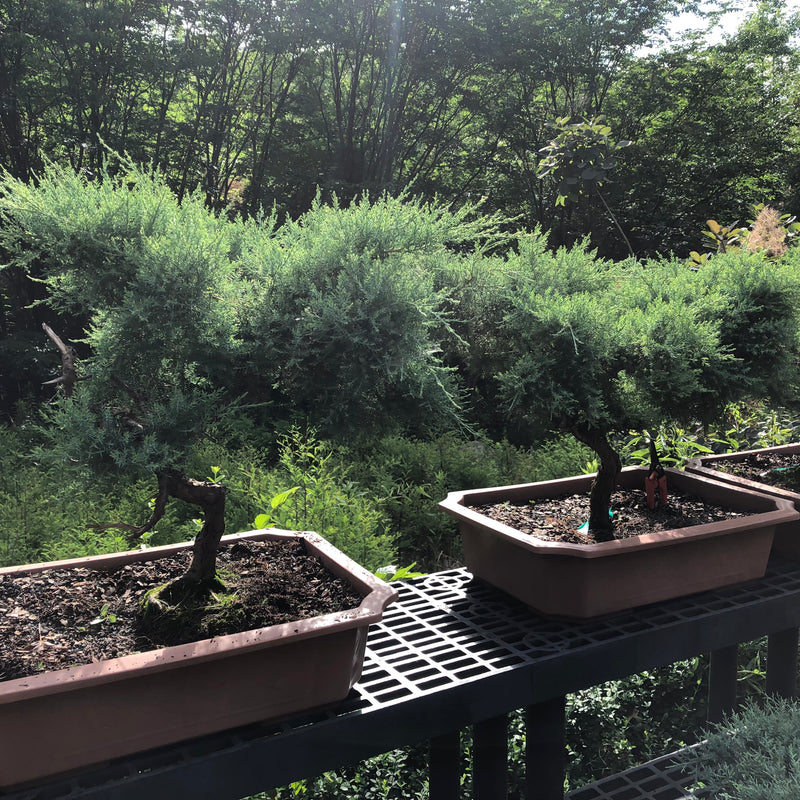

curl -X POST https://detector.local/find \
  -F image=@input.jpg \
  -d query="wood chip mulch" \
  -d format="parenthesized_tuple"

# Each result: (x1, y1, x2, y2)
(714, 452, 800, 491)
(0, 539, 362, 684)
(473, 486, 755, 545)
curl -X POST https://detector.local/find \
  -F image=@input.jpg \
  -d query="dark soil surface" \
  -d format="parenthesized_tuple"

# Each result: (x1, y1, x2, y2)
(714, 452, 800, 492)
(473, 486, 755, 545)
(0, 539, 362, 684)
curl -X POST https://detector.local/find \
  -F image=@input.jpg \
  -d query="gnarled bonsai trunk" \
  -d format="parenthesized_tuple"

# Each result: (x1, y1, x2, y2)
(169, 473, 227, 584)
(571, 424, 621, 542)
(136, 471, 227, 584)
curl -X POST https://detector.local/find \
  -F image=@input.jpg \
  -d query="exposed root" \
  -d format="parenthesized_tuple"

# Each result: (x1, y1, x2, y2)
(136, 573, 247, 644)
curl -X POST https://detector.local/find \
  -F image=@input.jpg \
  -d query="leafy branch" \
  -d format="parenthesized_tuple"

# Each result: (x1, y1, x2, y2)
(537, 116, 634, 257)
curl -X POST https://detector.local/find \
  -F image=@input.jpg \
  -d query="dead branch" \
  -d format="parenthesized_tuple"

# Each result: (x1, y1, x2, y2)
(87, 472, 172, 542)
(42, 323, 79, 397)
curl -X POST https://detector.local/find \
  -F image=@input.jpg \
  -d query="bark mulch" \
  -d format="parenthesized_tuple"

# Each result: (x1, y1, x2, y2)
(0, 539, 362, 684)
(713, 452, 800, 492)
(472, 485, 756, 546)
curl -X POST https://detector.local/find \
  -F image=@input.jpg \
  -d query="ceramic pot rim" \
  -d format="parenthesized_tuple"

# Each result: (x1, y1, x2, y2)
(439, 466, 799, 558)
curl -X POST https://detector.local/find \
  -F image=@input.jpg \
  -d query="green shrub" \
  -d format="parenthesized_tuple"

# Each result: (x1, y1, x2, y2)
(223, 429, 395, 572)
(264, 743, 431, 799)
(239, 191, 509, 436)
(0, 425, 190, 565)
(565, 660, 707, 789)
(683, 696, 800, 799)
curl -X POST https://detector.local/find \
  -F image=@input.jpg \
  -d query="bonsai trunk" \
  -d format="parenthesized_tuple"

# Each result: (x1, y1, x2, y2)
(169, 473, 228, 584)
(138, 471, 227, 584)
(571, 424, 621, 542)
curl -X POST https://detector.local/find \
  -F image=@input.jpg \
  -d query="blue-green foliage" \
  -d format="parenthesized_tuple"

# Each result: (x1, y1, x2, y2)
(2, 163, 800, 800)
(498, 247, 800, 445)
(0, 157, 247, 476)
(238, 191, 509, 434)
(684, 696, 800, 799)
(0, 164, 515, 478)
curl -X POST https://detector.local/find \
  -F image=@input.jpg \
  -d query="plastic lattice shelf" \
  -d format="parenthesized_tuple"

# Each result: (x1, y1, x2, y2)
(5, 561, 800, 799)
(566, 750, 701, 800)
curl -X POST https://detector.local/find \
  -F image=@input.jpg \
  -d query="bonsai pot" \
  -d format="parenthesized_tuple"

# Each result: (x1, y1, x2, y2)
(439, 466, 798, 620)
(686, 443, 800, 560)
(0, 529, 397, 789)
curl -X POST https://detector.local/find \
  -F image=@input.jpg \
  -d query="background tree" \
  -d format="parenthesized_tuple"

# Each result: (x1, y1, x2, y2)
(472, 0, 692, 241)
(3, 0, 800, 417)
(606, 1, 800, 256)
(0, 0, 700, 225)
(536, 115, 633, 256)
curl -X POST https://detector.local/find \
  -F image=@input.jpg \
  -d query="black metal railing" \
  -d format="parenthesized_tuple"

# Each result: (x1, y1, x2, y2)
(5, 560, 800, 800)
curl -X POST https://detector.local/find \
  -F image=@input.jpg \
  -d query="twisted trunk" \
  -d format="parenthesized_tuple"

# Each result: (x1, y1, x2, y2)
(111, 471, 227, 584)
(571, 424, 621, 542)
(170, 474, 227, 584)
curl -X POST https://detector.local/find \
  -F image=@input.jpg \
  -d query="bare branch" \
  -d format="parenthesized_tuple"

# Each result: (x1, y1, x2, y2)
(41, 323, 79, 397)
(87, 473, 172, 542)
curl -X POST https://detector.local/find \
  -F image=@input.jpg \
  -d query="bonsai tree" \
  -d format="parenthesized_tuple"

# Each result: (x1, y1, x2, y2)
(0, 159, 248, 590)
(496, 240, 800, 540)
(0, 158, 502, 584)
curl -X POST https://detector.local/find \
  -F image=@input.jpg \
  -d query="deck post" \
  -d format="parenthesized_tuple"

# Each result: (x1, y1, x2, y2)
(429, 731, 461, 800)
(474, 715, 508, 799)
(708, 645, 738, 723)
(766, 627, 799, 698)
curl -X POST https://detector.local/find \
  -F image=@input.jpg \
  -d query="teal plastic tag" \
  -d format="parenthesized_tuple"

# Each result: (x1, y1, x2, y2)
(577, 509, 614, 534)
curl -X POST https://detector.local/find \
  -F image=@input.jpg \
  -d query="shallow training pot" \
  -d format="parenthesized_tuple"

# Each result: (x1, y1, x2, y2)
(686, 444, 800, 560)
(439, 466, 798, 619)
(0, 529, 398, 789)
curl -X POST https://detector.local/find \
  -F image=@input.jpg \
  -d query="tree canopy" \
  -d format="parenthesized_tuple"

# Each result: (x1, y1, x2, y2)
(5, 0, 793, 258)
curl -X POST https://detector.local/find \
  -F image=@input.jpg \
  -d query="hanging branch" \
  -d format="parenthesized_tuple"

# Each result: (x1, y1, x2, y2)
(87, 472, 173, 542)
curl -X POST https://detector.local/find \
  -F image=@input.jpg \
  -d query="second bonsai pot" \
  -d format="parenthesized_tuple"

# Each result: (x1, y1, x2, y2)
(439, 466, 798, 619)
(686, 443, 800, 559)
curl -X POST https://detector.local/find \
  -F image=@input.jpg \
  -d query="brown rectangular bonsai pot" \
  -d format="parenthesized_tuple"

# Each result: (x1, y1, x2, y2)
(0, 529, 398, 789)
(686, 444, 800, 559)
(439, 466, 799, 620)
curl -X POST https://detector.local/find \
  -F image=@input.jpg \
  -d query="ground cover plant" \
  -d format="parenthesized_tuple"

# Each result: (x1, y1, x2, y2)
(682, 696, 800, 799)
